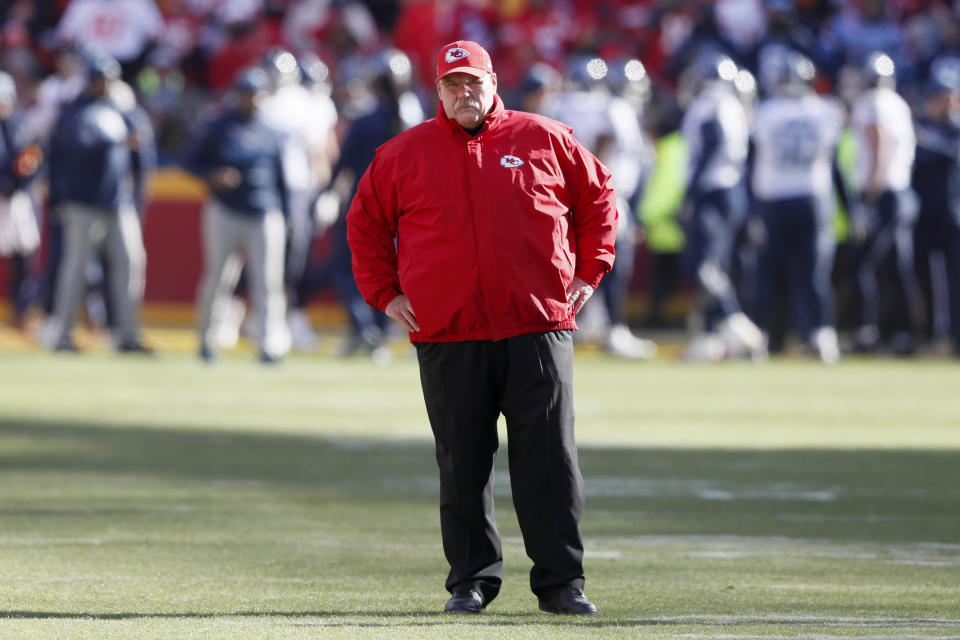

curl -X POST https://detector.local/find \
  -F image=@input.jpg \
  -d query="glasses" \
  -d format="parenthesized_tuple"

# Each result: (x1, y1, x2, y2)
(438, 75, 489, 92)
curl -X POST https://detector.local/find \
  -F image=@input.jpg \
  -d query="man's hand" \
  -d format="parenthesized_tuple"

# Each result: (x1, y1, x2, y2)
(385, 294, 420, 333)
(566, 277, 594, 315)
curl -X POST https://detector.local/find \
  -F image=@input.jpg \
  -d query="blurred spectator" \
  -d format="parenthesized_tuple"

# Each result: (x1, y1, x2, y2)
(148, 0, 206, 84)
(819, 0, 907, 83)
(493, 0, 572, 89)
(0, 0, 40, 94)
(55, 0, 166, 83)
(907, 5, 960, 97)
(284, 0, 379, 64)
(394, 0, 497, 94)
(205, 3, 288, 92)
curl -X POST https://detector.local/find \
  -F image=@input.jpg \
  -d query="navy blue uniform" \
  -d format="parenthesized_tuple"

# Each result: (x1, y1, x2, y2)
(748, 92, 846, 350)
(183, 111, 289, 218)
(183, 105, 292, 361)
(44, 90, 149, 350)
(913, 115, 960, 354)
(49, 94, 137, 210)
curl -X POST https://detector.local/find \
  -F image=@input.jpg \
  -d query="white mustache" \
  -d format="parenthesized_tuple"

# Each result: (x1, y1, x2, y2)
(456, 99, 481, 110)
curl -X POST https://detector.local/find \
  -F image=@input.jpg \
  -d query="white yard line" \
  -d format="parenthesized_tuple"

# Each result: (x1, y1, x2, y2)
(675, 635, 960, 640)
(640, 614, 960, 625)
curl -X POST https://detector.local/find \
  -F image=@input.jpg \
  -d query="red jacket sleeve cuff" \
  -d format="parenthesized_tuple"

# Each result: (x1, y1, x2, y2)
(575, 260, 610, 289)
(373, 288, 403, 312)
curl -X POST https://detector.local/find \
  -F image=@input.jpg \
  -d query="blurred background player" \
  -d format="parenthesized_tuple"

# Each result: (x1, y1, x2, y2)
(678, 51, 764, 361)
(259, 49, 339, 352)
(84, 77, 156, 340)
(819, 0, 907, 87)
(42, 51, 151, 353)
(539, 55, 657, 360)
(750, 0, 820, 100)
(21, 45, 86, 325)
(849, 52, 922, 355)
(0, 70, 43, 330)
(911, 57, 960, 357)
(308, 48, 424, 361)
(636, 95, 688, 331)
(184, 67, 291, 363)
(747, 51, 847, 363)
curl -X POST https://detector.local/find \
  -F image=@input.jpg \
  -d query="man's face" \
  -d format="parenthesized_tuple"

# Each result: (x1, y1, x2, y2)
(437, 72, 497, 131)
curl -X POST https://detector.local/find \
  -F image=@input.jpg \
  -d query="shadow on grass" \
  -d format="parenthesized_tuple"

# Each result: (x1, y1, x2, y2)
(1, 417, 959, 543)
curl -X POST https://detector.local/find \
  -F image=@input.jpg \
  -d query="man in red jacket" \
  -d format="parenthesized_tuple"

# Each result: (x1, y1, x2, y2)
(347, 40, 617, 616)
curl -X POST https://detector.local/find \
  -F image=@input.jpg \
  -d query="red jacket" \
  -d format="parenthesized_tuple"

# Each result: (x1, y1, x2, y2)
(346, 96, 617, 342)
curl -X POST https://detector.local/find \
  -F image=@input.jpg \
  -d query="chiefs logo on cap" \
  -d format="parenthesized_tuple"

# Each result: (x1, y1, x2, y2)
(445, 48, 470, 63)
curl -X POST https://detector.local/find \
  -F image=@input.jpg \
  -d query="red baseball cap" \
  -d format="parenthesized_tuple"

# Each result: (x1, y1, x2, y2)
(436, 40, 493, 81)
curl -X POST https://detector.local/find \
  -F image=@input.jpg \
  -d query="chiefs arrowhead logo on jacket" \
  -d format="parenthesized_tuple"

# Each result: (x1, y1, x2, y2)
(500, 155, 524, 168)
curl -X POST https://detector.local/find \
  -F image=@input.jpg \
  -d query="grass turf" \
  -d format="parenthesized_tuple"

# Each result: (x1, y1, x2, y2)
(0, 347, 958, 639)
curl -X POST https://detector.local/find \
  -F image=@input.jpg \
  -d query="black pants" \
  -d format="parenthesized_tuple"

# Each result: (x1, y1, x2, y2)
(414, 330, 585, 603)
(682, 187, 747, 331)
(856, 189, 922, 337)
(748, 196, 835, 339)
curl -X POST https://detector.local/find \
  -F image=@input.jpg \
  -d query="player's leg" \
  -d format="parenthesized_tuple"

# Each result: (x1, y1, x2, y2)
(746, 201, 775, 332)
(499, 330, 586, 597)
(44, 204, 105, 348)
(104, 204, 147, 347)
(890, 189, 923, 353)
(245, 208, 289, 361)
(945, 223, 960, 355)
(414, 340, 503, 607)
(196, 201, 243, 354)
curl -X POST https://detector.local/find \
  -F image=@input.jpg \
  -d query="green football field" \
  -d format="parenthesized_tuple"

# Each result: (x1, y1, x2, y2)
(1, 343, 958, 639)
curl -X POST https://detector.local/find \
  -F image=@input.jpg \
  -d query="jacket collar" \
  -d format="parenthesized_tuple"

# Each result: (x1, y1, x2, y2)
(436, 94, 506, 139)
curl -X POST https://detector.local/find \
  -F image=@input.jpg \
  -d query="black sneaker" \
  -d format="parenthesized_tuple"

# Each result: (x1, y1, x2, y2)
(117, 340, 155, 355)
(444, 588, 485, 614)
(259, 350, 282, 365)
(53, 336, 80, 352)
(199, 342, 216, 362)
(538, 586, 598, 616)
